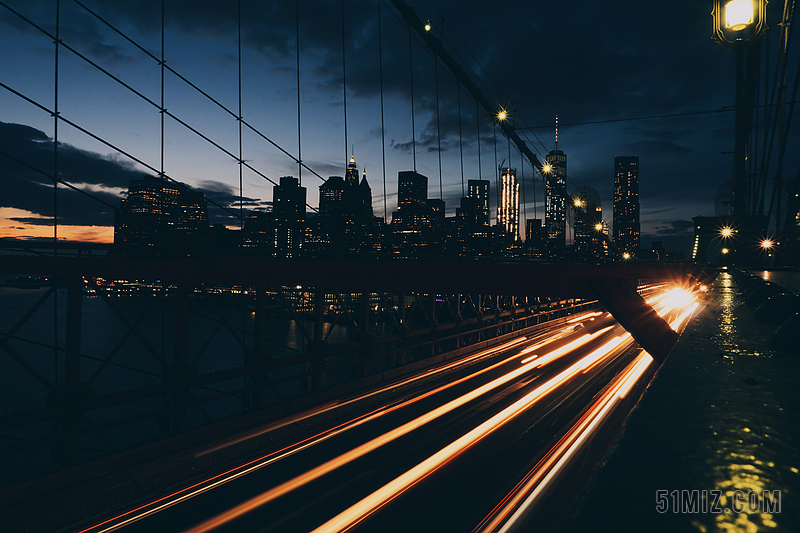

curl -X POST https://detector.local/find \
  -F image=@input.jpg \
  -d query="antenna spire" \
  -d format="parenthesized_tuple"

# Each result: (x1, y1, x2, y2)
(555, 115, 559, 151)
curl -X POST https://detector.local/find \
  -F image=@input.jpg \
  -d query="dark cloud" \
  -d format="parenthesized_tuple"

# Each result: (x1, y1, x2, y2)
(0, 121, 143, 226)
(651, 220, 695, 236)
(0, 121, 270, 227)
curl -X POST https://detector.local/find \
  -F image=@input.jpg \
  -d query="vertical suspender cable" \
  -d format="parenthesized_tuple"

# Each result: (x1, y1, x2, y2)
(476, 99, 481, 180)
(53, 0, 60, 386)
(532, 153, 537, 220)
(239, 0, 243, 227)
(296, 0, 302, 186)
(409, 28, 416, 171)
(493, 121, 498, 225)
(378, 0, 387, 222)
(434, 44, 442, 199)
(160, 0, 165, 180)
(53, 0, 60, 258)
(341, 0, 348, 166)
(458, 85, 464, 198)
(521, 147, 527, 239)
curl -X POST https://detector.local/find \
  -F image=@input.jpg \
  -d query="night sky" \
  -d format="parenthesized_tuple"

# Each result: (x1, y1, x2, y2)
(1, 0, 797, 254)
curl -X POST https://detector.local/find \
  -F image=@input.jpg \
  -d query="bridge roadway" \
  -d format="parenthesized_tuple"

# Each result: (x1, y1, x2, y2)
(26, 286, 697, 533)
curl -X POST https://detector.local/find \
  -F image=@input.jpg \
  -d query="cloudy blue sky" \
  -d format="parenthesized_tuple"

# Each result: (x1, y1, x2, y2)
(1, 0, 797, 253)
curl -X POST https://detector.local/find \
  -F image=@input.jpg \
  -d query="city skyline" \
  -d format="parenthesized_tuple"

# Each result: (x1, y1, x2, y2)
(2, 0, 799, 256)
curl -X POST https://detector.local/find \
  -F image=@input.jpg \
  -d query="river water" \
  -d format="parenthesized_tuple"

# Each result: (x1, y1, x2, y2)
(561, 269, 800, 533)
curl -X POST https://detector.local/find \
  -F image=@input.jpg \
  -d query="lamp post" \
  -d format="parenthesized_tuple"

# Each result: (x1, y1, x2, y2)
(712, 1, 768, 220)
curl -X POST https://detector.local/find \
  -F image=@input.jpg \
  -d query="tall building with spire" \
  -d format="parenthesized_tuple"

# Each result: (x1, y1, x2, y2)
(498, 168, 520, 240)
(544, 116, 567, 258)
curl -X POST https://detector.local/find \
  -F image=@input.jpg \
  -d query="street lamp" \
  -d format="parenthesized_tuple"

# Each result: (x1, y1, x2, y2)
(497, 108, 508, 121)
(761, 239, 774, 249)
(712, 0, 768, 48)
(594, 223, 604, 231)
(712, 0, 768, 221)
(721, 226, 733, 237)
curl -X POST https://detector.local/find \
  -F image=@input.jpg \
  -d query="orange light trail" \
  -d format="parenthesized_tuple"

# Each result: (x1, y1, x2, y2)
(476, 351, 653, 533)
(311, 333, 632, 533)
(182, 321, 610, 533)
(81, 337, 535, 533)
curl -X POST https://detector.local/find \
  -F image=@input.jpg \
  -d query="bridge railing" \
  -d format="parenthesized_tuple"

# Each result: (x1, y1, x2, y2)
(0, 258, 606, 486)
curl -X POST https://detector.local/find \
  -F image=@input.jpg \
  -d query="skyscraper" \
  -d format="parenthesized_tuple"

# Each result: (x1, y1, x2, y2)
(613, 156, 640, 256)
(467, 179, 490, 226)
(397, 171, 428, 210)
(114, 175, 208, 254)
(274, 176, 307, 257)
(498, 168, 520, 240)
(544, 140, 567, 258)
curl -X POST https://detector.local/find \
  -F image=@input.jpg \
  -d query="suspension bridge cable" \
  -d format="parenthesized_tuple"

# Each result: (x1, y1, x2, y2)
(411, 0, 549, 156)
(378, 0, 388, 223)
(53, 0, 60, 388)
(341, 0, 348, 168)
(160, 0, 165, 182)
(458, 84, 464, 198)
(409, 26, 417, 171)
(61, 0, 327, 183)
(0, 2, 322, 214)
(476, 99, 481, 181)
(53, 0, 60, 261)
(0, 150, 119, 211)
(296, 0, 302, 186)
(1, 81, 246, 219)
(239, 0, 243, 228)
(435, 39, 442, 199)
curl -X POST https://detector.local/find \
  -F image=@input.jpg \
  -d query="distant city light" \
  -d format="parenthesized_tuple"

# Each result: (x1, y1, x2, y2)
(574, 198, 582, 207)
(722, 248, 729, 254)
(542, 163, 552, 173)
(594, 223, 603, 231)
(622, 252, 631, 260)
(424, 20, 431, 31)
(720, 227, 732, 237)
(761, 239, 773, 249)
(726, 0, 753, 31)
(497, 109, 507, 121)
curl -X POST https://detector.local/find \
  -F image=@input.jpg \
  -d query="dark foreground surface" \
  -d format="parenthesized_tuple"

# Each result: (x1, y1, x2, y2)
(562, 269, 800, 533)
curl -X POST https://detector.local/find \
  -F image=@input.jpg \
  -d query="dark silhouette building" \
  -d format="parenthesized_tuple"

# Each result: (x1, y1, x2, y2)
(274, 176, 307, 257)
(524, 218, 544, 258)
(613, 156, 640, 256)
(544, 145, 567, 259)
(114, 175, 209, 255)
(467, 179, 490, 226)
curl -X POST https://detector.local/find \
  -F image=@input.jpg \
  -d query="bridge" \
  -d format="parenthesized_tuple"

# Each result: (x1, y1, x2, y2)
(1, 0, 796, 532)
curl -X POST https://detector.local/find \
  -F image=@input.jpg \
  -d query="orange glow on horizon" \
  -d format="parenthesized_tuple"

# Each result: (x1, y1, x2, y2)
(0, 207, 114, 243)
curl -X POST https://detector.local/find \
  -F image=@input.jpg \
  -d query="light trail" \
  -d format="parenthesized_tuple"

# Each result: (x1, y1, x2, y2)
(79, 337, 536, 533)
(182, 321, 615, 533)
(309, 331, 630, 533)
(520, 326, 614, 366)
(476, 351, 654, 533)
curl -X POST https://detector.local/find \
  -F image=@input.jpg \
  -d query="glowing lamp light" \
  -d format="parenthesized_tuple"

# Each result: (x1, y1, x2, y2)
(761, 239, 774, 249)
(721, 227, 732, 237)
(497, 109, 507, 121)
(424, 21, 431, 31)
(722, 248, 729, 254)
(726, 0, 753, 30)
(574, 198, 582, 207)
(542, 163, 552, 173)
(712, 0, 767, 49)
(622, 252, 631, 260)
(594, 223, 603, 231)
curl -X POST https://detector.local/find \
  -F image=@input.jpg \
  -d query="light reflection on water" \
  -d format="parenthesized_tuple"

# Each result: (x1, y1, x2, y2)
(562, 271, 800, 533)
